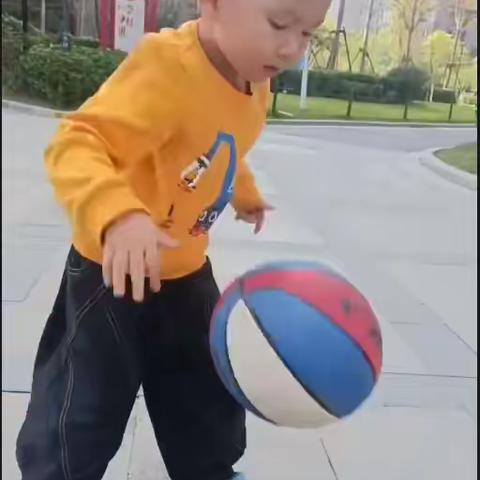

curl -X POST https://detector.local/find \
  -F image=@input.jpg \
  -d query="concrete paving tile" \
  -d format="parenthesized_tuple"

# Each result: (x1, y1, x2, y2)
(319, 407, 477, 480)
(1, 393, 135, 480)
(127, 398, 337, 480)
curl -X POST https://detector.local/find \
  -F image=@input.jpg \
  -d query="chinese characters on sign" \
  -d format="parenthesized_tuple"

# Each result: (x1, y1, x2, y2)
(114, 0, 146, 53)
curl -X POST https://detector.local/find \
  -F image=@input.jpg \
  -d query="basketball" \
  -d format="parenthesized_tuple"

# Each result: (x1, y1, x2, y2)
(210, 261, 383, 429)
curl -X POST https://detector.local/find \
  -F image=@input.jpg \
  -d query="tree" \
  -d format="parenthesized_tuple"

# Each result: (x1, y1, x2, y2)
(368, 29, 401, 74)
(391, 0, 434, 64)
(443, 0, 477, 87)
(310, 18, 336, 69)
(422, 31, 455, 100)
(340, 31, 363, 72)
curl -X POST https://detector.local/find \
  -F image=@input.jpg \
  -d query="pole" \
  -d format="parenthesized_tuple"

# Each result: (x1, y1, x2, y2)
(360, 0, 375, 73)
(21, 0, 29, 51)
(342, 29, 353, 72)
(21, 0, 29, 33)
(59, 0, 72, 50)
(40, 0, 46, 33)
(300, 43, 310, 110)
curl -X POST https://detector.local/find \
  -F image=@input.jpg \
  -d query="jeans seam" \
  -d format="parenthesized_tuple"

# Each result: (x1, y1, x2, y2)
(76, 284, 107, 321)
(59, 355, 74, 480)
(57, 283, 106, 480)
(105, 306, 123, 346)
(64, 284, 107, 352)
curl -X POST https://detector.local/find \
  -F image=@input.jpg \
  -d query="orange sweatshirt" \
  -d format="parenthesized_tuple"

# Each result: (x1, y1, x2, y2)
(45, 21, 270, 279)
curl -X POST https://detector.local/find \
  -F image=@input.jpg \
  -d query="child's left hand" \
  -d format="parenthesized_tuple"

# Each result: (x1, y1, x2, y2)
(235, 203, 275, 235)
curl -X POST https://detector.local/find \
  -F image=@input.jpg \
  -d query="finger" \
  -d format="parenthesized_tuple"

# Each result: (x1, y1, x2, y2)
(145, 243, 161, 293)
(112, 250, 128, 298)
(263, 203, 275, 211)
(129, 248, 146, 303)
(236, 211, 256, 223)
(156, 230, 180, 249)
(102, 245, 114, 287)
(254, 211, 265, 235)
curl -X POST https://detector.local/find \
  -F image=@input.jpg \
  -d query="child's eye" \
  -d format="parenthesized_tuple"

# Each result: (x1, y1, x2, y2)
(269, 19, 287, 31)
(302, 31, 313, 39)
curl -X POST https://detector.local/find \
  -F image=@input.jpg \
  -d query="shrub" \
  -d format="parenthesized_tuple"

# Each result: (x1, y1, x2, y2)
(432, 88, 458, 104)
(18, 44, 126, 108)
(2, 14, 53, 89)
(461, 92, 477, 106)
(273, 69, 391, 103)
(74, 37, 101, 49)
(384, 65, 431, 103)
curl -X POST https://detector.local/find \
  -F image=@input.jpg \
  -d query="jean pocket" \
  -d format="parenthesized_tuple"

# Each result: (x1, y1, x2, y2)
(66, 247, 99, 276)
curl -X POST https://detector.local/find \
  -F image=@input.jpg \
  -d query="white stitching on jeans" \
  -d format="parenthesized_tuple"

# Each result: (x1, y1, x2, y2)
(58, 284, 106, 479)
(105, 307, 122, 345)
(63, 284, 107, 352)
(59, 356, 74, 480)
(76, 284, 107, 322)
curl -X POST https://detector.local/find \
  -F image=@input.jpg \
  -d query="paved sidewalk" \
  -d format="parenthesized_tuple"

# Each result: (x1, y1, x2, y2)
(2, 109, 477, 479)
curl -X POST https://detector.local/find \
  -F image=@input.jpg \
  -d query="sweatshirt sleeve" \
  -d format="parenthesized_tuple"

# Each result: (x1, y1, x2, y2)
(45, 33, 182, 248)
(230, 156, 265, 212)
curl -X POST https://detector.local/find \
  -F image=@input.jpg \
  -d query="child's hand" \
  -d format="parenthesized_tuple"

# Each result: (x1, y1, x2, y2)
(102, 212, 179, 302)
(235, 203, 275, 235)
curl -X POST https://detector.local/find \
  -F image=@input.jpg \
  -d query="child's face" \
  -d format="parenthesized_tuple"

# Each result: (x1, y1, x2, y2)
(203, 0, 331, 82)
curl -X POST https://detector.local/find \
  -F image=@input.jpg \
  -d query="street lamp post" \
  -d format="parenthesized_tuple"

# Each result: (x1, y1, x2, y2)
(40, 0, 46, 33)
(21, 0, 29, 51)
(59, 0, 73, 50)
(300, 43, 311, 110)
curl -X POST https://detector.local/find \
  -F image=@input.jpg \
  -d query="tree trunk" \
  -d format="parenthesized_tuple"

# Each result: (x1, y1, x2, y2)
(360, 0, 375, 73)
(443, 0, 469, 88)
(404, 0, 419, 64)
(327, 0, 346, 70)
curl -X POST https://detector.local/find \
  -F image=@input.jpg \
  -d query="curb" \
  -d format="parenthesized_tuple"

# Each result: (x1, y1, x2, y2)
(419, 147, 477, 191)
(2, 99, 69, 119)
(267, 118, 476, 128)
(3, 99, 476, 128)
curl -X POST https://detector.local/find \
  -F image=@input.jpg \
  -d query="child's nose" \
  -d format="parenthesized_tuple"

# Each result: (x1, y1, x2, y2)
(277, 36, 305, 66)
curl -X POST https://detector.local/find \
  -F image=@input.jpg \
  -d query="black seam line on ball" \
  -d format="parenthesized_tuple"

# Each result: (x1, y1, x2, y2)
(243, 270, 379, 381)
(239, 278, 338, 419)
(293, 292, 379, 383)
(224, 279, 274, 425)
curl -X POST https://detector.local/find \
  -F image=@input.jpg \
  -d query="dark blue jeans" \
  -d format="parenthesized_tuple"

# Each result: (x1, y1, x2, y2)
(16, 247, 245, 480)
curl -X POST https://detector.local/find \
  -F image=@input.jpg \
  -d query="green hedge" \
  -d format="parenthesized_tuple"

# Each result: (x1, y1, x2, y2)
(74, 37, 101, 49)
(276, 70, 386, 101)
(275, 65, 431, 104)
(18, 44, 126, 108)
(2, 14, 125, 108)
(2, 18, 52, 89)
(432, 88, 458, 104)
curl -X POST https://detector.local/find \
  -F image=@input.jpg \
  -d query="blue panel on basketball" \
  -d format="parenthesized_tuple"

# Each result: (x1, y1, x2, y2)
(210, 260, 383, 429)
(244, 289, 376, 418)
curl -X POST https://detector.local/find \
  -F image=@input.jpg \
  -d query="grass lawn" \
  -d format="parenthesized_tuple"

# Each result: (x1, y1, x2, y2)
(435, 143, 477, 175)
(270, 94, 477, 124)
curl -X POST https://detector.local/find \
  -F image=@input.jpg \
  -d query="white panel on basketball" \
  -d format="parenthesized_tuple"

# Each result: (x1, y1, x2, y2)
(227, 299, 337, 429)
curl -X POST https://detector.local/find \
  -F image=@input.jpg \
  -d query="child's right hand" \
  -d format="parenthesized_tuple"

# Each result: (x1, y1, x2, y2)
(102, 211, 179, 302)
